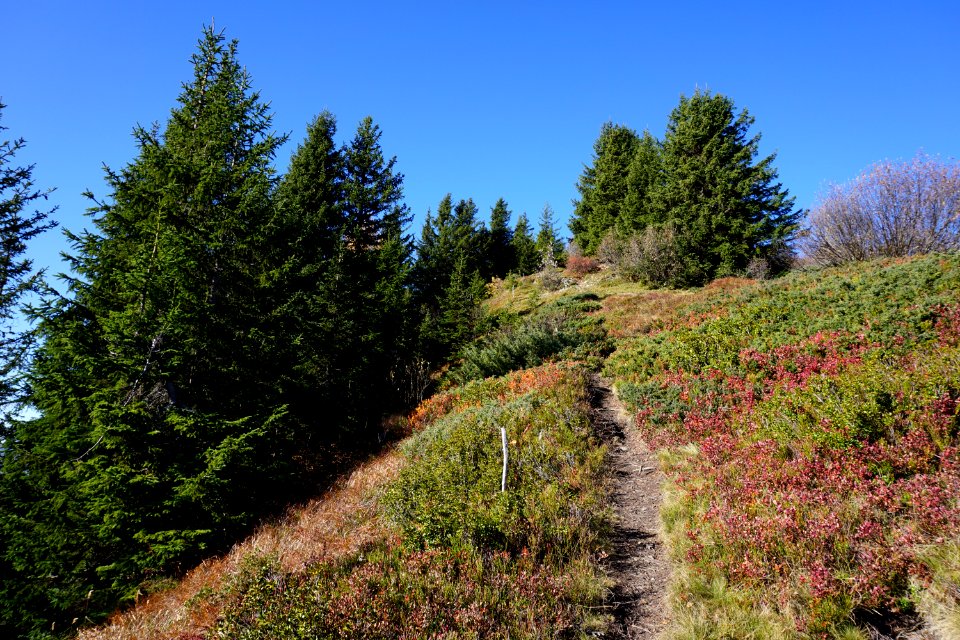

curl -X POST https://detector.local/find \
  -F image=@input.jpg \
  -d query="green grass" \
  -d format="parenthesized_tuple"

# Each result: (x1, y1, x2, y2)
(445, 293, 612, 386)
(209, 363, 612, 639)
(603, 254, 960, 638)
(89, 254, 960, 639)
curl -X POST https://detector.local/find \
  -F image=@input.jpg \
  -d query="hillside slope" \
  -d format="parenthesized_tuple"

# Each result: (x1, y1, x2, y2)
(84, 254, 960, 639)
(602, 254, 960, 639)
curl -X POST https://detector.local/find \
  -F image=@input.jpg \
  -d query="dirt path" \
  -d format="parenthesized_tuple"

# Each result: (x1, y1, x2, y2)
(590, 374, 670, 639)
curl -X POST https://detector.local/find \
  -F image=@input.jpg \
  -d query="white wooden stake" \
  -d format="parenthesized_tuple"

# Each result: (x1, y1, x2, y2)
(500, 427, 508, 492)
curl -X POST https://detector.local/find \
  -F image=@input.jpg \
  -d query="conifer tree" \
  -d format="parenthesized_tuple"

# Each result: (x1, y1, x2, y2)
(436, 253, 487, 354)
(412, 194, 455, 310)
(0, 102, 57, 428)
(651, 90, 799, 284)
(452, 197, 482, 268)
(485, 198, 514, 278)
(620, 130, 663, 233)
(1, 28, 291, 634)
(338, 116, 413, 430)
(267, 111, 345, 444)
(412, 194, 486, 362)
(511, 212, 539, 275)
(267, 113, 413, 440)
(535, 203, 565, 266)
(0, 101, 58, 637)
(569, 122, 639, 253)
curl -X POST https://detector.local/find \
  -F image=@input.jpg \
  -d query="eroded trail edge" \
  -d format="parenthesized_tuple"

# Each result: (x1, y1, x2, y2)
(590, 373, 670, 639)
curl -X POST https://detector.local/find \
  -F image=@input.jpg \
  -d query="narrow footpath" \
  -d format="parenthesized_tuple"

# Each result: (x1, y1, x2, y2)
(590, 374, 670, 639)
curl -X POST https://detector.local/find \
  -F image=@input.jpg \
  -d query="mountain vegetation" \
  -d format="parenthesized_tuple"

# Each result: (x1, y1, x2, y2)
(0, 101, 57, 426)
(803, 152, 960, 265)
(1, 24, 958, 640)
(570, 91, 801, 286)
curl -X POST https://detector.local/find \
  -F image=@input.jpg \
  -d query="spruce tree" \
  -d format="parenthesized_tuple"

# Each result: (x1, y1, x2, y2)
(511, 212, 539, 275)
(620, 130, 662, 234)
(569, 122, 639, 254)
(0, 101, 58, 637)
(267, 111, 345, 445)
(0, 102, 57, 428)
(437, 253, 486, 354)
(651, 90, 799, 285)
(535, 203, 565, 266)
(267, 113, 413, 442)
(412, 194, 455, 311)
(412, 194, 486, 363)
(2, 28, 291, 634)
(339, 116, 413, 432)
(485, 198, 514, 278)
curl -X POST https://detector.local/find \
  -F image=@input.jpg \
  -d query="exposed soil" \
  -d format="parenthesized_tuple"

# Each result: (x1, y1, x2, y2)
(590, 373, 670, 639)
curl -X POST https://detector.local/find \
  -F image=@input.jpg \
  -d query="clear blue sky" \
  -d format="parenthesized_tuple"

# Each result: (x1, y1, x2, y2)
(4, 1, 959, 275)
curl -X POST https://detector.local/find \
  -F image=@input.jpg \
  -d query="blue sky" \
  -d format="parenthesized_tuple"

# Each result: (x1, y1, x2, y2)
(4, 1, 959, 275)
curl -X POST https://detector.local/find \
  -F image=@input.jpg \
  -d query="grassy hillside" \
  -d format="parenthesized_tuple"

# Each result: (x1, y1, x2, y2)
(84, 363, 612, 639)
(84, 255, 960, 639)
(602, 254, 960, 638)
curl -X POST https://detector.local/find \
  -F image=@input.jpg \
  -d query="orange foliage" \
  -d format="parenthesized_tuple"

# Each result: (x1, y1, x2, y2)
(408, 362, 576, 432)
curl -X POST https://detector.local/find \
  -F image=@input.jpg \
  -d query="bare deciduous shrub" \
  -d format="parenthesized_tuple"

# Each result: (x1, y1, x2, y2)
(538, 248, 564, 291)
(602, 224, 680, 286)
(745, 256, 770, 280)
(747, 240, 795, 280)
(596, 229, 623, 266)
(803, 152, 960, 266)
(595, 226, 680, 286)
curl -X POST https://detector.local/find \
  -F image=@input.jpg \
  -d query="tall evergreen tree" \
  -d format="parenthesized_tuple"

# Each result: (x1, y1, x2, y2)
(412, 194, 486, 362)
(0, 102, 58, 638)
(412, 194, 455, 310)
(266, 111, 344, 446)
(267, 112, 413, 441)
(569, 122, 640, 254)
(436, 253, 487, 355)
(620, 130, 663, 233)
(452, 197, 482, 268)
(485, 198, 514, 279)
(511, 212, 539, 275)
(338, 116, 413, 430)
(1, 28, 290, 634)
(535, 203, 564, 265)
(650, 90, 800, 284)
(412, 195, 484, 306)
(0, 102, 57, 429)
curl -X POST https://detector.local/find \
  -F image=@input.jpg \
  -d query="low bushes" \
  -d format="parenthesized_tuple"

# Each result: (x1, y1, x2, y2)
(212, 546, 580, 639)
(209, 362, 611, 639)
(445, 294, 610, 386)
(387, 364, 607, 559)
(605, 256, 960, 637)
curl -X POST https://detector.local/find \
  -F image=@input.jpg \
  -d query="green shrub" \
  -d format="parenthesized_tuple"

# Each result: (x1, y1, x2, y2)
(606, 254, 960, 386)
(211, 363, 611, 639)
(213, 545, 583, 639)
(386, 369, 607, 562)
(446, 294, 610, 385)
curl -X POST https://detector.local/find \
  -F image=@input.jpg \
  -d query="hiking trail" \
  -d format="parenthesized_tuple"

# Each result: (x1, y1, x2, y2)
(590, 373, 670, 639)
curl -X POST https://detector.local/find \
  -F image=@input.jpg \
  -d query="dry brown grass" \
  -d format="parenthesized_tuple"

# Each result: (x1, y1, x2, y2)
(599, 290, 695, 338)
(78, 450, 404, 640)
(703, 276, 756, 292)
(595, 276, 758, 338)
